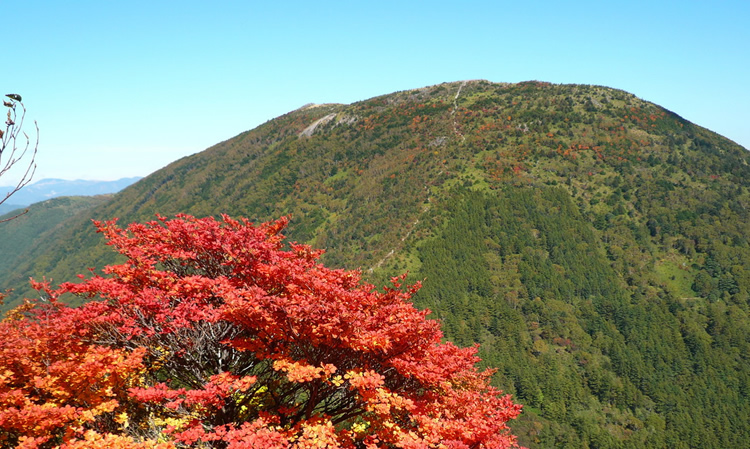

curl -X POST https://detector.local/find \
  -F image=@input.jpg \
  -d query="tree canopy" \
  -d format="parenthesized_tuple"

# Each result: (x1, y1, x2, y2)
(0, 214, 522, 448)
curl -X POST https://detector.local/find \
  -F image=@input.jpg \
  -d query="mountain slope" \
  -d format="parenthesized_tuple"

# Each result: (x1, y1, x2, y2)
(2, 80, 749, 448)
(0, 195, 111, 284)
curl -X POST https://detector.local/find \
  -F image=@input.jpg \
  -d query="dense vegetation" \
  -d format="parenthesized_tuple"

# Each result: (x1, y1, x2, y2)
(412, 188, 749, 447)
(2, 80, 749, 447)
(1, 214, 521, 448)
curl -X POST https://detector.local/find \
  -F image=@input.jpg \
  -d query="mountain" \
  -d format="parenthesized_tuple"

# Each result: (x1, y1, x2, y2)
(1, 80, 749, 448)
(0, 177, 142, 210)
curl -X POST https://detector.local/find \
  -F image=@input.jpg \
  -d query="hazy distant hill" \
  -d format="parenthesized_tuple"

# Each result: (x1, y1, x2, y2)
(0, 177, 141, 213)
(1, 81, 748, 448)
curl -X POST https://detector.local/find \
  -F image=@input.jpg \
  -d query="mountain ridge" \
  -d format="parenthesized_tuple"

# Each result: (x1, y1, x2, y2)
(0, 176, 142, 213)
(1, 80, 748, 447)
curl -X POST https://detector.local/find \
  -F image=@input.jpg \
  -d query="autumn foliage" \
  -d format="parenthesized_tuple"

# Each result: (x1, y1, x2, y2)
(0, 214, 522, 448)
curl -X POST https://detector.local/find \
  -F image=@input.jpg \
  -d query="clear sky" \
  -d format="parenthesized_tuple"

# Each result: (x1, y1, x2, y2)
(3, 0, 749, 186)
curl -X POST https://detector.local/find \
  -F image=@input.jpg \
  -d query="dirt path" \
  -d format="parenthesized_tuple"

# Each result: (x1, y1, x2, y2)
(451, 81, 467, 143)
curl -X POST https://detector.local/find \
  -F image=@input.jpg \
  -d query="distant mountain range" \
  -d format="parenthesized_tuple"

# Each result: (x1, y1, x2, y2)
(0, 177, 141, 213)
(1, 81, 749, 448)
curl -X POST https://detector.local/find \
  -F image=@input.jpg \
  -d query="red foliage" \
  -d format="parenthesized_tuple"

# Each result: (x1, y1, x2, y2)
(0, 214, 522, 448)
(0, 290, 146, 447)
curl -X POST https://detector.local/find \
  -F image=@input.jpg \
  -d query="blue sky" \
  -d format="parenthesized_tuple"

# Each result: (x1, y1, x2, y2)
(4, 0, 749, 185)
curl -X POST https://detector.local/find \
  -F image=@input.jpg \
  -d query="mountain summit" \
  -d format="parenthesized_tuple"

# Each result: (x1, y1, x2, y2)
(2, 81, 749, 447)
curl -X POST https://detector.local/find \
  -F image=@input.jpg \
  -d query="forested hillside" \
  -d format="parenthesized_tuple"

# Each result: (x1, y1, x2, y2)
(0, 196, 110, 280)
(2, 81, 749, 448)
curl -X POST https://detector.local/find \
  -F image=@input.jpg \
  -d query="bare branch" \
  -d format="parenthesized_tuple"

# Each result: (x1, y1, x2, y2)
(0, 94, 38, 221)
